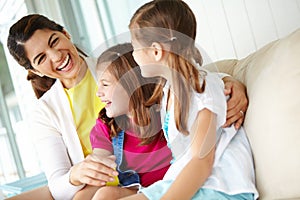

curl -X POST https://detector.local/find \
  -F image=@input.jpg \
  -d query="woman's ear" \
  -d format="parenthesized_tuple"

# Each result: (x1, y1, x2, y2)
(29, 69, 44, 77)
(62, 29, 71, 39)
(151, 42, 163, 61)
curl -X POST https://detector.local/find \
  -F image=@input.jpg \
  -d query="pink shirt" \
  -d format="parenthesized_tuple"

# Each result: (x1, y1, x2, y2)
(90, 119, 172, 187)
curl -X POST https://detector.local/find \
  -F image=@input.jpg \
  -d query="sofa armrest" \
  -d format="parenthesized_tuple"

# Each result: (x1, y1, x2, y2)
(204, 59, 239, 76)
(5, 186, 53, 200)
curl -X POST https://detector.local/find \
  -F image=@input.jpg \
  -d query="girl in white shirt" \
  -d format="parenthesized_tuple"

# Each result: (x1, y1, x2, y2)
(122, 0, 259, 199)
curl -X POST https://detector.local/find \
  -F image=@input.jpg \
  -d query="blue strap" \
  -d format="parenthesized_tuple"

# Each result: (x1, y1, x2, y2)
(112, 130, 124, 167)
(111, 130, 140, 187)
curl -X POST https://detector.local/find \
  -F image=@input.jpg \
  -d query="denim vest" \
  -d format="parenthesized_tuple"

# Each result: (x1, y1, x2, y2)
(112, 130, 141, 187)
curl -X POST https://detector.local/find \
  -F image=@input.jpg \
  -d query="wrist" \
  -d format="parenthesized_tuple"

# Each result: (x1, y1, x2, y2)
(222, 75, 234, 83)
(69, 166, 82, 186)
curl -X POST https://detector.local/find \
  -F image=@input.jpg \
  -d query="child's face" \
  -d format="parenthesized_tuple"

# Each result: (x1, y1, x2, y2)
(131, 39, 156, 77)
(131, 40, 148, 66)
(97, 69, 130, 118)
(132, 37, 168, 79)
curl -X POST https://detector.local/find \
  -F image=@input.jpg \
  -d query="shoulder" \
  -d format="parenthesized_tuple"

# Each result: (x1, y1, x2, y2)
(90, 118, 110, 139)
(191, 72, 227, 127)
(193, 72, 225, 106)
(32, 80, 71, 121)
(38, 80, 64, 102)
(30, 80, 72, 125)
(90, 118, 113, 150)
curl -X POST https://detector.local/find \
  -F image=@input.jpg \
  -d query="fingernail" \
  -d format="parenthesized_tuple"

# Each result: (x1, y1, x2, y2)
(112, 171, 118, 176)
(111, 164, 117, 169)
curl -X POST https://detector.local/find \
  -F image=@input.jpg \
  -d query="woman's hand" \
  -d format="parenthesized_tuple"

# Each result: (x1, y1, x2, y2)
(222, 76, 248, 129)
(69, 150, 118, 186)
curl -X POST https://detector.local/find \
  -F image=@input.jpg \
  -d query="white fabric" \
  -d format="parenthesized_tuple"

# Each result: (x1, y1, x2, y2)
(161, 71, 258, 198)
(208, 28, 300, 199)
(30, 57, 97, 200)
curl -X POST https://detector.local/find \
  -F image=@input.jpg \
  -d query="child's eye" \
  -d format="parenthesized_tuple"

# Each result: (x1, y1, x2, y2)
(101, 82, 109, 87)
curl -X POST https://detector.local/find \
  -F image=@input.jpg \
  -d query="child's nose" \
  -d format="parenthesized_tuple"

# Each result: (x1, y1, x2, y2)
(96, 88, 104, 97)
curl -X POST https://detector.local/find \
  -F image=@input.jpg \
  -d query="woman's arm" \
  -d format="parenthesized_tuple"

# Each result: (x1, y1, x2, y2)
(31, 105, 117, 200)
(222, 76, 248, 129)
(31, 104, 86, 200)
(70, 148, 118, 186)
(161, 109, 216, 200)
(72, 149, 118, 200)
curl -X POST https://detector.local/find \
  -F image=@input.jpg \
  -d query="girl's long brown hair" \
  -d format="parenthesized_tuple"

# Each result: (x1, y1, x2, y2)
(129, 0, 205, 135)
(97, 43, 163, 145)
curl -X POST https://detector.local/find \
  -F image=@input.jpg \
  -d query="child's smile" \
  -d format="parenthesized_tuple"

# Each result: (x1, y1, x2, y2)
(97, 70, 130, 118)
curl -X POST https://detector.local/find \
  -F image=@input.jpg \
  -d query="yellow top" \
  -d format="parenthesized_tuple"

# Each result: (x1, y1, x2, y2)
(64, 69, 105, 157)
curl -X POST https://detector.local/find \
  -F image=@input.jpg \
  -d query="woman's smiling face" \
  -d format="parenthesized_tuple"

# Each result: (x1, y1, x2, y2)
(24, 29, 82, 81)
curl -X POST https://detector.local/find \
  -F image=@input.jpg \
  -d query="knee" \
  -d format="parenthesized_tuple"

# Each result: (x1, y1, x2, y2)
(92, 186, 118, 200)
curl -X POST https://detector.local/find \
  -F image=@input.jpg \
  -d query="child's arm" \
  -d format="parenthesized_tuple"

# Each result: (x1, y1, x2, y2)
(89, 148, 118, 179)
(92, 148, 113, 157)
(162, 108, 216, 200)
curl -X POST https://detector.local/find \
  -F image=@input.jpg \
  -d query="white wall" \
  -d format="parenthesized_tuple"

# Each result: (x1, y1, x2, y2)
(185, 0, 300, 64)
(100, 0, 300, 64)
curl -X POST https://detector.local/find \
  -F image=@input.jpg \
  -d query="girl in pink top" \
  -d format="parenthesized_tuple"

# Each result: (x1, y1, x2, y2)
(85, 43, 172, 199)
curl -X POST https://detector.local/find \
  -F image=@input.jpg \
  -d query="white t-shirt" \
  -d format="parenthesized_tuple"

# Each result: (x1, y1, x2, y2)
(161, 71, 258, 198)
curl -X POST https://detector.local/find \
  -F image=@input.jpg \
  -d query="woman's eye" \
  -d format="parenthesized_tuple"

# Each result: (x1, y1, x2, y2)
(50, 38, 59, 47)
(38, 55, 46, 65)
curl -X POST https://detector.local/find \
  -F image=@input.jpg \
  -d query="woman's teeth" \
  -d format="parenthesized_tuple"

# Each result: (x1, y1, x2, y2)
(57, 54, 70, 70)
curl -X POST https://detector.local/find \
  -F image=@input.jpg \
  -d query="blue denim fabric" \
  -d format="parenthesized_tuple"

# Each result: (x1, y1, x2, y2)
(112, 131, 140, 187)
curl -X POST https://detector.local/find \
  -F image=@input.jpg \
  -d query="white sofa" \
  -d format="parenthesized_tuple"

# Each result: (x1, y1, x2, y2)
(206, 28, 300, 200)
(6, 28, 300, 200)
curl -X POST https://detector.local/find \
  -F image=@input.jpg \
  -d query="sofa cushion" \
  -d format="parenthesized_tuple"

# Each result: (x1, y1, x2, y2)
(206, 28, 300, 199)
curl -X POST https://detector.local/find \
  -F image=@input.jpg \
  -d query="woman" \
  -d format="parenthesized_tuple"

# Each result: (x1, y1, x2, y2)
(7, 14, 110, 200)
(7, 14, 248, 200)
